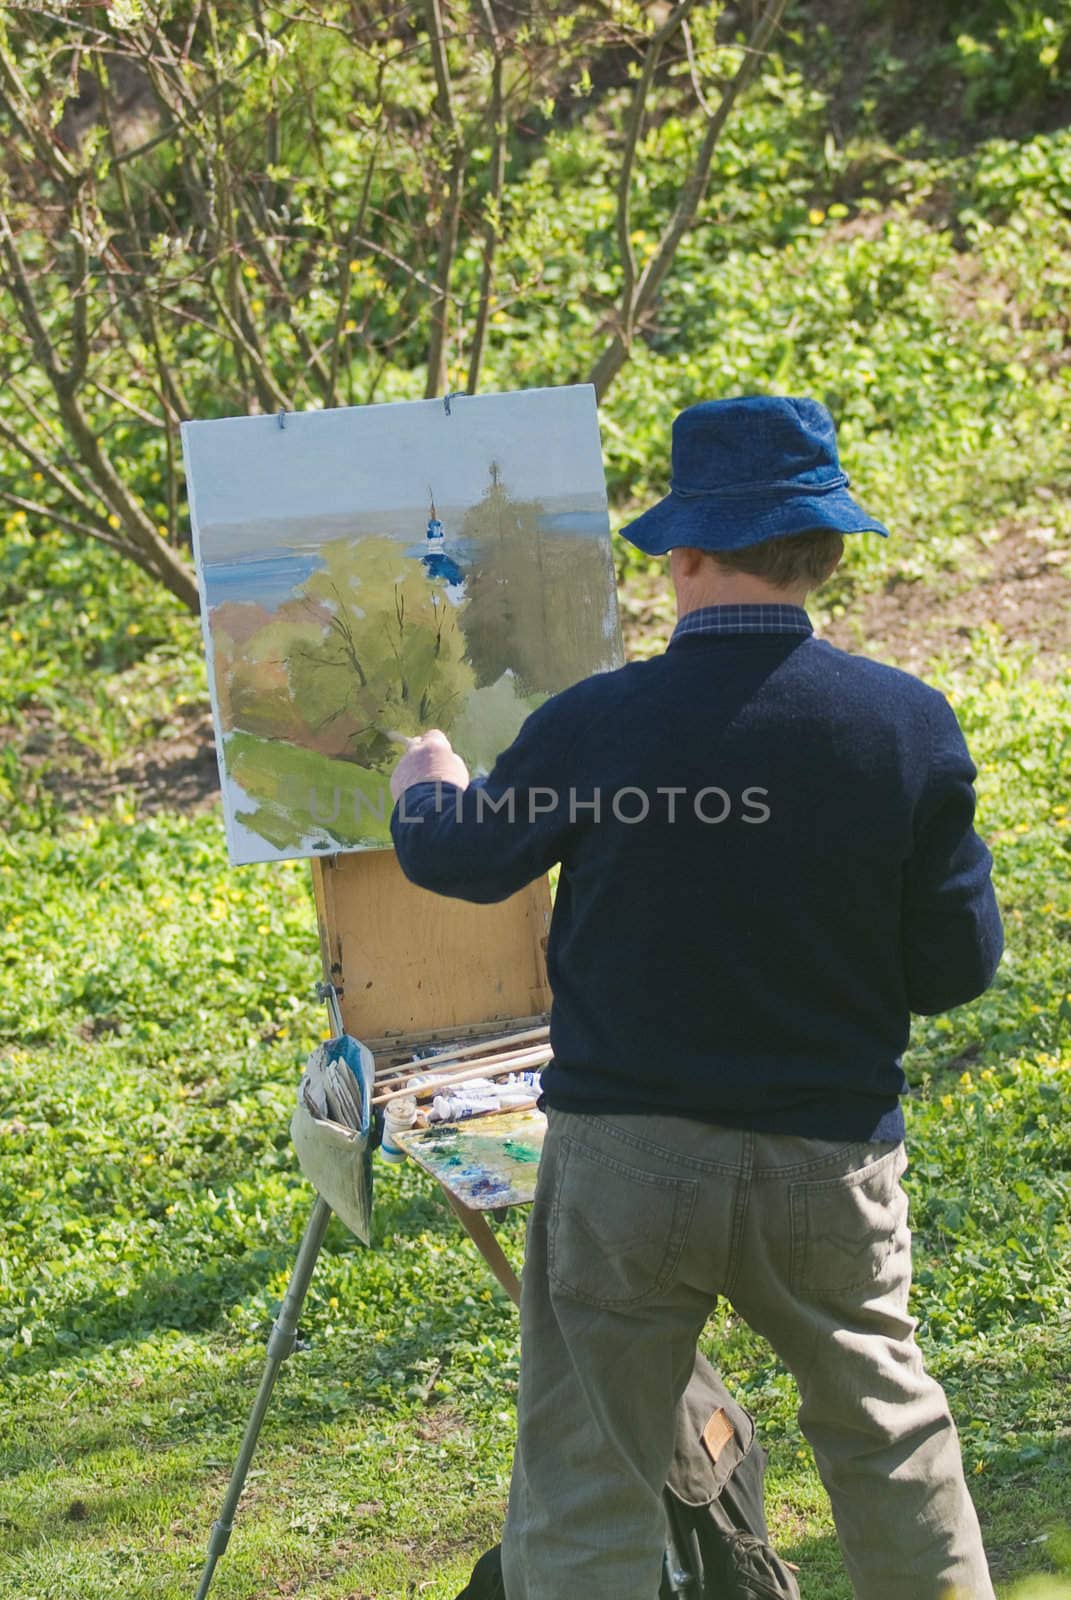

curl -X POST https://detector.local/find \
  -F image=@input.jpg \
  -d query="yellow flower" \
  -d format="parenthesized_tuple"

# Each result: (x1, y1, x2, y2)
(344, 319, 357, 332)
(32, 471, 43, 484)
(809, 207, 826, 225)
(959, 1071, 973, 1088)
(251, 298, 264, 315)
(940, 1094, 954, 1110)
(242, 263, 257, 279)
(349, 259, 361, 274)
(107, 514, 121, 529)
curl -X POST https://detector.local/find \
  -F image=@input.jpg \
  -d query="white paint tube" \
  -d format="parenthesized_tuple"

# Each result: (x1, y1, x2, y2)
(428, 1071, 544, 1124)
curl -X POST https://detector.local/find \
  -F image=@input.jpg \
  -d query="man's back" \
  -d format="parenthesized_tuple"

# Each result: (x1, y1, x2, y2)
(394, 622, 1003, 1143)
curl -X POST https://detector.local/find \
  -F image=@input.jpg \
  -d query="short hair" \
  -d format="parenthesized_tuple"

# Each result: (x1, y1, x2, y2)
(709, 528, 844, 590)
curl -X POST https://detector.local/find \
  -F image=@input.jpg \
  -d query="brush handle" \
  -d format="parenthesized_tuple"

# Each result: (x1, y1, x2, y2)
(374, 1049, 551, 1107)
(374, 1042, 550, 1095)
(373, 1024, 549, 1084)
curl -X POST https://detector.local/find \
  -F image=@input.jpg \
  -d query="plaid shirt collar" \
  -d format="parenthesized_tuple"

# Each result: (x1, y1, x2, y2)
(671, 604, 813, 643)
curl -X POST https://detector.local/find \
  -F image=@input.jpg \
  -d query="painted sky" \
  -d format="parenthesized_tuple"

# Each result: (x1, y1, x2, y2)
(182, 385, 607, 563)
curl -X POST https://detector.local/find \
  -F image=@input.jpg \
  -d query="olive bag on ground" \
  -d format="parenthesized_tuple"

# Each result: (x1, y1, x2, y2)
(454, 1351, 801, 1599)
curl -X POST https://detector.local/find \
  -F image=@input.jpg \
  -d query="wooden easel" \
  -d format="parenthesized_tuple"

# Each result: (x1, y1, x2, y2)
(311, 849, 552, 1301)
(193, 850, 552, 1598)
(312, 849, 550, 1046)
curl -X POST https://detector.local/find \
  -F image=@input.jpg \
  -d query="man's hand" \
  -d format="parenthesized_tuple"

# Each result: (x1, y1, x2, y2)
(389, 729, 470, 801)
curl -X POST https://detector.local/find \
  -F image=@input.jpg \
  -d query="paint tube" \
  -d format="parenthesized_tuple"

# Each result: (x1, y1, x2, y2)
(429, 1083, 499, 1123)
(381, 1094, 418, 1162)
(428, 1072, 542, 1124)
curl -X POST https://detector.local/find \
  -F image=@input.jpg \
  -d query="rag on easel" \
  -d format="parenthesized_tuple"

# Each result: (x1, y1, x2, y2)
(290, 1033, 376, 1244)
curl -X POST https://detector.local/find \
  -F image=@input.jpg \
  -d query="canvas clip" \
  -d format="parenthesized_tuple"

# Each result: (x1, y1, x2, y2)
(277, 409, 287, 429)
(443, 391, 464, 417)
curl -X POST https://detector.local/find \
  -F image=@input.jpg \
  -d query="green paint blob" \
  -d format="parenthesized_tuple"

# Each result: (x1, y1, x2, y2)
(503, 1139, 539, 1164)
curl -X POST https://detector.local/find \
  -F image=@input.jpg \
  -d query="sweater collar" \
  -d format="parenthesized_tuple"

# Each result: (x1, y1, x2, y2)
(670, 604, 813, 643)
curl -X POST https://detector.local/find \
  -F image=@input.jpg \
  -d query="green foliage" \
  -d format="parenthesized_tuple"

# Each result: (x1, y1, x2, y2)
(1, 3, 1071, 1593)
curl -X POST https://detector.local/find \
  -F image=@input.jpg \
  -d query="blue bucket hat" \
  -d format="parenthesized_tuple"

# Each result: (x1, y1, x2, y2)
(621, 396, 888, 555)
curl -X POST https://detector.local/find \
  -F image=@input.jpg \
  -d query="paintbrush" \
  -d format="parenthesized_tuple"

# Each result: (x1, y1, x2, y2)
(374, 1049, 550, 1108)
(374, 1039, 551, 1094)
(372, 1024, 550, 1083)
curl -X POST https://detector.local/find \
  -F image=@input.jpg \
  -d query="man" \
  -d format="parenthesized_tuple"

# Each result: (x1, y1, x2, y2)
(389, 396, 1003, 1600)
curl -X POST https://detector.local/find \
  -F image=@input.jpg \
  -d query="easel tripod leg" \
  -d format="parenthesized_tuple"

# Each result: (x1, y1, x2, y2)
(193, 1194, 333, 1600)
(441, 1188, 522, 1307)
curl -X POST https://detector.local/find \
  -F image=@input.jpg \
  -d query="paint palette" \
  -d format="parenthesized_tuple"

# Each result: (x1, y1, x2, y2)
(395, 1108, 546, 1210)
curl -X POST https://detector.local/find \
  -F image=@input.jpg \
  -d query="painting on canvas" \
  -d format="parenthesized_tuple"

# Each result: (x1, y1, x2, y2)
(182, 385, 622, 866)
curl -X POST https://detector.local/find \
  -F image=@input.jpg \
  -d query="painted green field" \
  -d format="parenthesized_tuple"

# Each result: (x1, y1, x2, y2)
(226, 730, 393, 855)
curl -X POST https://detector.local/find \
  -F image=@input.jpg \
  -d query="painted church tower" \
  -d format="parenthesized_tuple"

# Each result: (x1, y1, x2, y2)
(426, 491, 445, 551)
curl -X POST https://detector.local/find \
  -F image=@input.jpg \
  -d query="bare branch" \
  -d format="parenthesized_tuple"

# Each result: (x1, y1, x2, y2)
(466, 0, 506, 396)
(112, 13, 300, 168)
(0, 490, 130, 554)
(0, 39, 79, 184)
(0, 409, 110, 525)
(588, 0, 789, 400)
(423, 0, 464, 397)
(615, 0, 703, 348)
(681, 19, 713, 117)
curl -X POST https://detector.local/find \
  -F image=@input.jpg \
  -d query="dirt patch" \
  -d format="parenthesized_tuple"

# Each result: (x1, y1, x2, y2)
(621, 525, 1071, 675)
(14, 700, 222, 819)
(821, 525, 1071, 673)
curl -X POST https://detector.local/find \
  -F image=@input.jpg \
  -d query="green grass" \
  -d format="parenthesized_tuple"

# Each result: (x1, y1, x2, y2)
(1, 637, 1069, 1597)
(3, 25, 1071, 1595)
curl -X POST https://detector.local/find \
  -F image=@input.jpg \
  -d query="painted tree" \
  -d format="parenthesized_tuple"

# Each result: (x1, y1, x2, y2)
(460, 465, 619, 696)
(281, 536, 477, 768)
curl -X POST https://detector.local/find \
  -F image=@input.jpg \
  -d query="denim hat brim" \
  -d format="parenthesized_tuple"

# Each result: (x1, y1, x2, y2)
(621, 486, 889, 556)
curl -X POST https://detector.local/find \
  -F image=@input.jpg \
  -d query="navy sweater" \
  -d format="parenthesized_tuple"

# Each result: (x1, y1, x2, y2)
(390, 628, 1003, 1142)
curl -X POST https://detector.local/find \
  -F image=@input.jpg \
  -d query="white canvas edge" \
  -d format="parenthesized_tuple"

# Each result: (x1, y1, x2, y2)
(179, 380, 600, 442)
(180, 418, 246, 866)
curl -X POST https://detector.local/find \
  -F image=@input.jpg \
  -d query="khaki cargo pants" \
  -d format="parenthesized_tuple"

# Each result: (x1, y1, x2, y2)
(501, 1109, 995, 1600)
